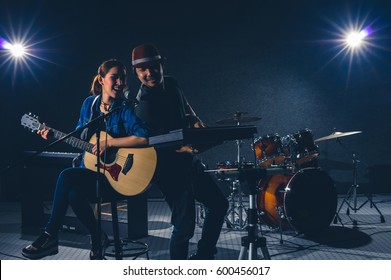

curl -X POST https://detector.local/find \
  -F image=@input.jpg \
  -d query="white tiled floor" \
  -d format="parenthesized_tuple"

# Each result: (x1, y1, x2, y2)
(1, 195, 391, 260)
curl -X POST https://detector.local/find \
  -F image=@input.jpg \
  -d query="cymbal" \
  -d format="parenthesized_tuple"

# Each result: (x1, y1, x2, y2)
(216, 116, 262, 125)
(227, 111, 248, 117)
(315, 131, 362, 142)
(216, 111, 261, 125)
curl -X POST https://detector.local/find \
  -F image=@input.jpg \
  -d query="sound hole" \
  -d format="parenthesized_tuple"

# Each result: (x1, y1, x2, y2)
(100, 148, 118, 165)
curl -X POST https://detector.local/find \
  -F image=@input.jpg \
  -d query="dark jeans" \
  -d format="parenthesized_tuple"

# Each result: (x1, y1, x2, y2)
(45, 167, 124, 239)
(155, 151, 229, 259)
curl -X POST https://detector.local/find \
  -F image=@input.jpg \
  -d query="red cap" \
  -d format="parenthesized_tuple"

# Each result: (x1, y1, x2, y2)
(131, 44, 164, 68)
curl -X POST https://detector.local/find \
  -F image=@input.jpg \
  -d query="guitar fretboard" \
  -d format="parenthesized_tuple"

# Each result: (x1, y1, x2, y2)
(40, 124, 94, 153)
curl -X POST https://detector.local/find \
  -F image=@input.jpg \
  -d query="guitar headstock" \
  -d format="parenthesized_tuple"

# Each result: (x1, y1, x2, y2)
(21, 113, 44, 132)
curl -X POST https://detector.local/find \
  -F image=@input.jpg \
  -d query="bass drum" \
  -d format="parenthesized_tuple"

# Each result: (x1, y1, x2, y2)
(258, 168, 337, 235)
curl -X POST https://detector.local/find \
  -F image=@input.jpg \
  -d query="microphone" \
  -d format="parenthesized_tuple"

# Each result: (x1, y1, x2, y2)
(123, 87, 131, 100)
(121, 88, 137, 108)
(122, 88, 150, 122)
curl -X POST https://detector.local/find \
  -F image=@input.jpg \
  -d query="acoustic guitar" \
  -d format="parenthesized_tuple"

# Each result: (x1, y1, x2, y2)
(21, 113, 157, 196)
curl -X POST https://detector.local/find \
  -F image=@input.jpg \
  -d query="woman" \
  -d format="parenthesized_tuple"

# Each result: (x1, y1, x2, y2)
(22, 59, 148, 260)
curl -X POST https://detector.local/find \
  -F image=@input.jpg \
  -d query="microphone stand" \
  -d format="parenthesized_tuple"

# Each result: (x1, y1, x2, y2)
(69, 104, 125, 259)
(93, 117, 104, 259)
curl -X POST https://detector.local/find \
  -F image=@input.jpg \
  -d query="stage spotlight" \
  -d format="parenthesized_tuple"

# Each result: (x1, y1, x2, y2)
(0, 38, 28, 59)
(319, 9, 385, 88)
(1, 39, 27, 58)
(8, 43, 26, 58)
(321, 22, 376, 71)
(345, 27, 372, 49)
(346, 31, 366, 48)
(0, 15, 56, 87)
(0, 35, 48, 86)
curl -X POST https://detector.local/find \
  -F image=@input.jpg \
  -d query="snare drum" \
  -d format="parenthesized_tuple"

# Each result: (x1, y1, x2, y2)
(283, 129, 319, 165)
(253, 134, 286, 167)
(216, 161, 255, 169)
(214, 161, 254, 181)
(216, 161, 237, 170)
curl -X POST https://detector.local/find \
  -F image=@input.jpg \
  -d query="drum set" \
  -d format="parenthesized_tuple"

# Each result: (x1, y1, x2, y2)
(206, 111, 341, 236)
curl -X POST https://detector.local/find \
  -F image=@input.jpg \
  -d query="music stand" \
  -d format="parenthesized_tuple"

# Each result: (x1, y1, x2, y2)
(334, 139, 385, 225)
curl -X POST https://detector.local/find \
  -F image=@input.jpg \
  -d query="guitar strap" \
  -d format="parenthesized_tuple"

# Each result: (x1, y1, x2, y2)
(90, 95, 101, 120)
(80, 95, 100, 141)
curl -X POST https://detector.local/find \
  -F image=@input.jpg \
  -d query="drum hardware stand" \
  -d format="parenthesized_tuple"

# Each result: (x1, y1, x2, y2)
(238, 168, 271, 260)
(226, 180, 247, 230)
(226, 124, 248, 230)
(235, 139, 243, 163)
(277, 207, 285, 244)
(288, 136, 298, 166)
(333, 142, 385, 225)
(238, 191, 271, 260)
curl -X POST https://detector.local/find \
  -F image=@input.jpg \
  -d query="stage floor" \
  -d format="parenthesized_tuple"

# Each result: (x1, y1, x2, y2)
(1, 195, 391, 260)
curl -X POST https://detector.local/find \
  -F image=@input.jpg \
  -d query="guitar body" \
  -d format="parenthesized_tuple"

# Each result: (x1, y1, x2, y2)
(83, 132, 157, 196)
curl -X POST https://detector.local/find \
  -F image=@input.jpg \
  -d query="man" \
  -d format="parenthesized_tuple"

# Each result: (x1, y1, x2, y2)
(131, 44, 228, 260)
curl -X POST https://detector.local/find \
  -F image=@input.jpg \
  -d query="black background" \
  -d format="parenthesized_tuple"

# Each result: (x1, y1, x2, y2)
(1, 0, 391, 199)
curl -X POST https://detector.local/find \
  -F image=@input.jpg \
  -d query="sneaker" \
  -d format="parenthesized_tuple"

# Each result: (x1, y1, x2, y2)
(188, 251, 215, 260)
(22, 232, 58, 260)
(90, 231, 109, 260)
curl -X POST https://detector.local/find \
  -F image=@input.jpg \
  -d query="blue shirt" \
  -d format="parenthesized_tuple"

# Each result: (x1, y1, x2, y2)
(76, 95, 148, 140)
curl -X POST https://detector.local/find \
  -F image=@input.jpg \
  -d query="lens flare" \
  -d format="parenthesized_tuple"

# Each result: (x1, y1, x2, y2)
(8, 43, 26, 57)
(346, 31, 366, 48)
(317, 8, 386, 89)
(0, 30, 55, 86)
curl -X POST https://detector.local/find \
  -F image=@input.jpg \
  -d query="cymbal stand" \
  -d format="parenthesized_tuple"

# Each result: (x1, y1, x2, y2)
(225, 120, 247, 230)
(334, 140, 385, 225)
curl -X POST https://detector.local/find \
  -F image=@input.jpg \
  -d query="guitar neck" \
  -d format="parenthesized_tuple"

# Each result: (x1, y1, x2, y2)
(41, 124, 93, 153)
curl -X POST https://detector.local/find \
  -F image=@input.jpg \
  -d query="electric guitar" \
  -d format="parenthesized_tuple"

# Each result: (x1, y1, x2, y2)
(21, 113, 157, 196)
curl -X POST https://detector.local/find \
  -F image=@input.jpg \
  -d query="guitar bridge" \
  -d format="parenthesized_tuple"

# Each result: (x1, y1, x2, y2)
(122, 154, 134, 175)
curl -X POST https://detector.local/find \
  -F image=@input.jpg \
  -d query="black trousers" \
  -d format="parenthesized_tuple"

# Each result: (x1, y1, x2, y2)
(154, 151, 229, 259)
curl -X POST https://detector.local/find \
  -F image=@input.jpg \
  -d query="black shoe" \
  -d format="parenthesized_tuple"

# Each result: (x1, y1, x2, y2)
(22, 232, 58, 260)
(90, 231, 109, 260)
(188, 251, 215, 260)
